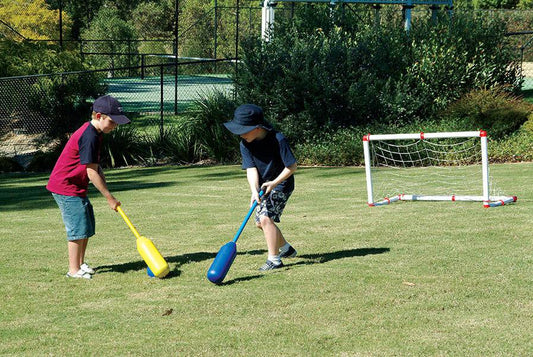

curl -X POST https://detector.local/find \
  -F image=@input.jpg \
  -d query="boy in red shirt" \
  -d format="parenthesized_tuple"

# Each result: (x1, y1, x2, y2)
(47, 95, 130, 279)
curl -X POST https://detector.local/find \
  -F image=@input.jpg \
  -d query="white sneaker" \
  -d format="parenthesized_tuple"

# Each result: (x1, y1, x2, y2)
(66, 269, 92, 279)
(80, 263, 95, 275)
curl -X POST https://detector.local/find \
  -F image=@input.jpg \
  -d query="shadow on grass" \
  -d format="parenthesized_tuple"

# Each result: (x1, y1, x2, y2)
(292, 247, 390, 266)
(219, 274, 264, 285)
(219, 247, 390, 285)
(94, 248, 389, 279)
(95, 249, 266, 278)
(0, 181, 176, 212)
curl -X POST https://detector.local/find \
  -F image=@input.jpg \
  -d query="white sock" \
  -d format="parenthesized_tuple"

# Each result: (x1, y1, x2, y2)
(279, 243, 291, 254)
(268, 254, 281, 265)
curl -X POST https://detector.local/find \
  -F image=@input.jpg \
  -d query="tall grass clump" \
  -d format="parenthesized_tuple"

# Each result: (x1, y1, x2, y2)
(138, 92, 240, 165)
(187, 92, 240, 163)
(101, 124, 151, 168)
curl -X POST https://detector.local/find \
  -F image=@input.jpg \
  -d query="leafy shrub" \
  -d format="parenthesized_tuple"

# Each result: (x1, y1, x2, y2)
(473, 0, 520, 8)
(236, 9, 521, 145)
(29, 73, 106, 141)
(490, 130, 533, 162)
(0, 157, 23, 173)
(294, 127, 366, 166)
(522, 113, 533, 134)
(25, 149, 61, 172)
(136, 94, 239, 165)
(444, 87, 533, 138)
(518, 0, 533, 8)
(141, 93, 239, 165)
(0, 40, 92, 77)
(143, 120, 206, 165)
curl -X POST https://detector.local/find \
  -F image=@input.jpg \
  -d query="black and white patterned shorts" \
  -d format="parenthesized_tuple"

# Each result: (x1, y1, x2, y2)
(255, 190, 292, 224)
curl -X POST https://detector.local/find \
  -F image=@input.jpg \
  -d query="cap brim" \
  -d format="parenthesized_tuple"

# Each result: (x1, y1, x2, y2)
(223, 121, 258, 135)
(108, 114, 131, 125)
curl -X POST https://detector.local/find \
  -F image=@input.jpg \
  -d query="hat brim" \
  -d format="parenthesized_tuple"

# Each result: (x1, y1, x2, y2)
(108, 114, 131, 125)
(223, 121, 258, 135)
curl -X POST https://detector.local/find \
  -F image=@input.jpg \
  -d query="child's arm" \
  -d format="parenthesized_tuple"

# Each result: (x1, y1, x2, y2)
(246, 168, 261, 205)
(86, 163, 121, 210)
(261, 163, 297, 195)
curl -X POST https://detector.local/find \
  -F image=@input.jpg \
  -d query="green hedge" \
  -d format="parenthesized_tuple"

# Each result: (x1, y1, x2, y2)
(235, 9, 521, 145)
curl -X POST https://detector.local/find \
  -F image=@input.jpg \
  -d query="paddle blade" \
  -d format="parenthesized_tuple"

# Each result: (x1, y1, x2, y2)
(137, 236, 169, 278)
(207, 241, 237, 284)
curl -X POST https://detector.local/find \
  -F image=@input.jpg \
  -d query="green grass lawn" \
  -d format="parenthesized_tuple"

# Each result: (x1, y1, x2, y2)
(0, 163, 532, 355)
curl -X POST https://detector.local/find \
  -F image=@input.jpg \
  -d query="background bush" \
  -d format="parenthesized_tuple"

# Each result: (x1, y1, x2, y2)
(101, 124, 150, 168)
(235, 9, 521, 146)
(443, 87, 533, 137)
(0, 157, 24, 173)
(29, 73, 106, 141)
(490, 129, 533, 161)
(25, 148, 62, 172)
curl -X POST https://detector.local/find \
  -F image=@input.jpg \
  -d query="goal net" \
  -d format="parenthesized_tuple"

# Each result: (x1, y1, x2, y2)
(362, 131, 517, 208)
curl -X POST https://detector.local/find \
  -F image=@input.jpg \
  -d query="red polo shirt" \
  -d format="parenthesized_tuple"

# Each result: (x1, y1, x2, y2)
(46, 122, 102, 197)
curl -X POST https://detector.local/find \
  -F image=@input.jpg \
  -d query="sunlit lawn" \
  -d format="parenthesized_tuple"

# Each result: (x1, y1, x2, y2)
(0, 163, 531, 355)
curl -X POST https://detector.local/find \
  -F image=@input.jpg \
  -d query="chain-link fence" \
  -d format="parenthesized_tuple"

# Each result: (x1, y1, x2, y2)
(0, 74, 54, 166)
(0, 59, 236, 165)
(516, 33, 533, 90)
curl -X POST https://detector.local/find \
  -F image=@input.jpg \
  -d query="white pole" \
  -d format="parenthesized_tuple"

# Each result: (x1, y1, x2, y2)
(480, 130, 490, 207)
(403, 0, 413, 33)
(363, 135, 374, 206)
(261, 0, 275, 42)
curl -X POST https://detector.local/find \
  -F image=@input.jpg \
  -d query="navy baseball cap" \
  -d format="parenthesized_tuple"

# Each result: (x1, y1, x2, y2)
(223, 104, 272, 135)
(92, 95, 130, 124)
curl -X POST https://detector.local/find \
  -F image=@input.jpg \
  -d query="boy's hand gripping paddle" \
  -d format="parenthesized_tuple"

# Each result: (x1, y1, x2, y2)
(116, 206, 170, 278)
(207, 190, 264, 284)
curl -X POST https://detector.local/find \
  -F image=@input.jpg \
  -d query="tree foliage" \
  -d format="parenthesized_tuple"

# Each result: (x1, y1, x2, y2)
(473, 0, 520, 8)
(81, 6, 138, 70)
(0, 40, 87, 76)
(0, 0, 71, 40)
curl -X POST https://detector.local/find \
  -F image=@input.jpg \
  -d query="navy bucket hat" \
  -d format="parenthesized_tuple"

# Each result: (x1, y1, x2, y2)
(224, 104, 272, 135)
(92, 95, 131, 124)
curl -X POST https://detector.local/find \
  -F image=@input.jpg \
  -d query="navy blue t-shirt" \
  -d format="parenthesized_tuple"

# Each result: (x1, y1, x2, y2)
(240, 131, 296, 193)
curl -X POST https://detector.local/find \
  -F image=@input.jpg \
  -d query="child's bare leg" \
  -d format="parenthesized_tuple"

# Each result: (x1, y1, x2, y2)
(68, 239, 86, 274)
(259, 216, 283, 256)
(277, 229, 287, 248)
(79, 238, 88, 266)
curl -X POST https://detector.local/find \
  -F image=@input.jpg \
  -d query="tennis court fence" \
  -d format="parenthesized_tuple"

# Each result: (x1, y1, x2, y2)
(0, 58, 236, 165)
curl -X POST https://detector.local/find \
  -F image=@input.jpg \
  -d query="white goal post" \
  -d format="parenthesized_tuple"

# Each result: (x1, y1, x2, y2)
(362, 130, 517, 208)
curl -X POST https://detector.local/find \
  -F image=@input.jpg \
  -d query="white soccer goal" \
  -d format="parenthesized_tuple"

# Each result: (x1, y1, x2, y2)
(362, 131, 517, 208)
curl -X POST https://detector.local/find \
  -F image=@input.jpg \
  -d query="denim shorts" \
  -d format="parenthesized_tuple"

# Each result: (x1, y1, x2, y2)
(255, 190, 292, 224)
(52, 193, 95, 241)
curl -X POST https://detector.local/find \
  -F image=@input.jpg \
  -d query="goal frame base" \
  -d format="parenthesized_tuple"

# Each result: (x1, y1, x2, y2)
(369, 194, 518, 208)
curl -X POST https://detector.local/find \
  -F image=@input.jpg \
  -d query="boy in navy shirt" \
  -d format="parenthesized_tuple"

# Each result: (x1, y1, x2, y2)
(47, 95, 130, 279)
(224, 104, 297, 270)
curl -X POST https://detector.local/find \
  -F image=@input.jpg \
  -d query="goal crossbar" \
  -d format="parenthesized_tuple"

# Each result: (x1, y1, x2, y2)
(362, 131, 517, 208)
